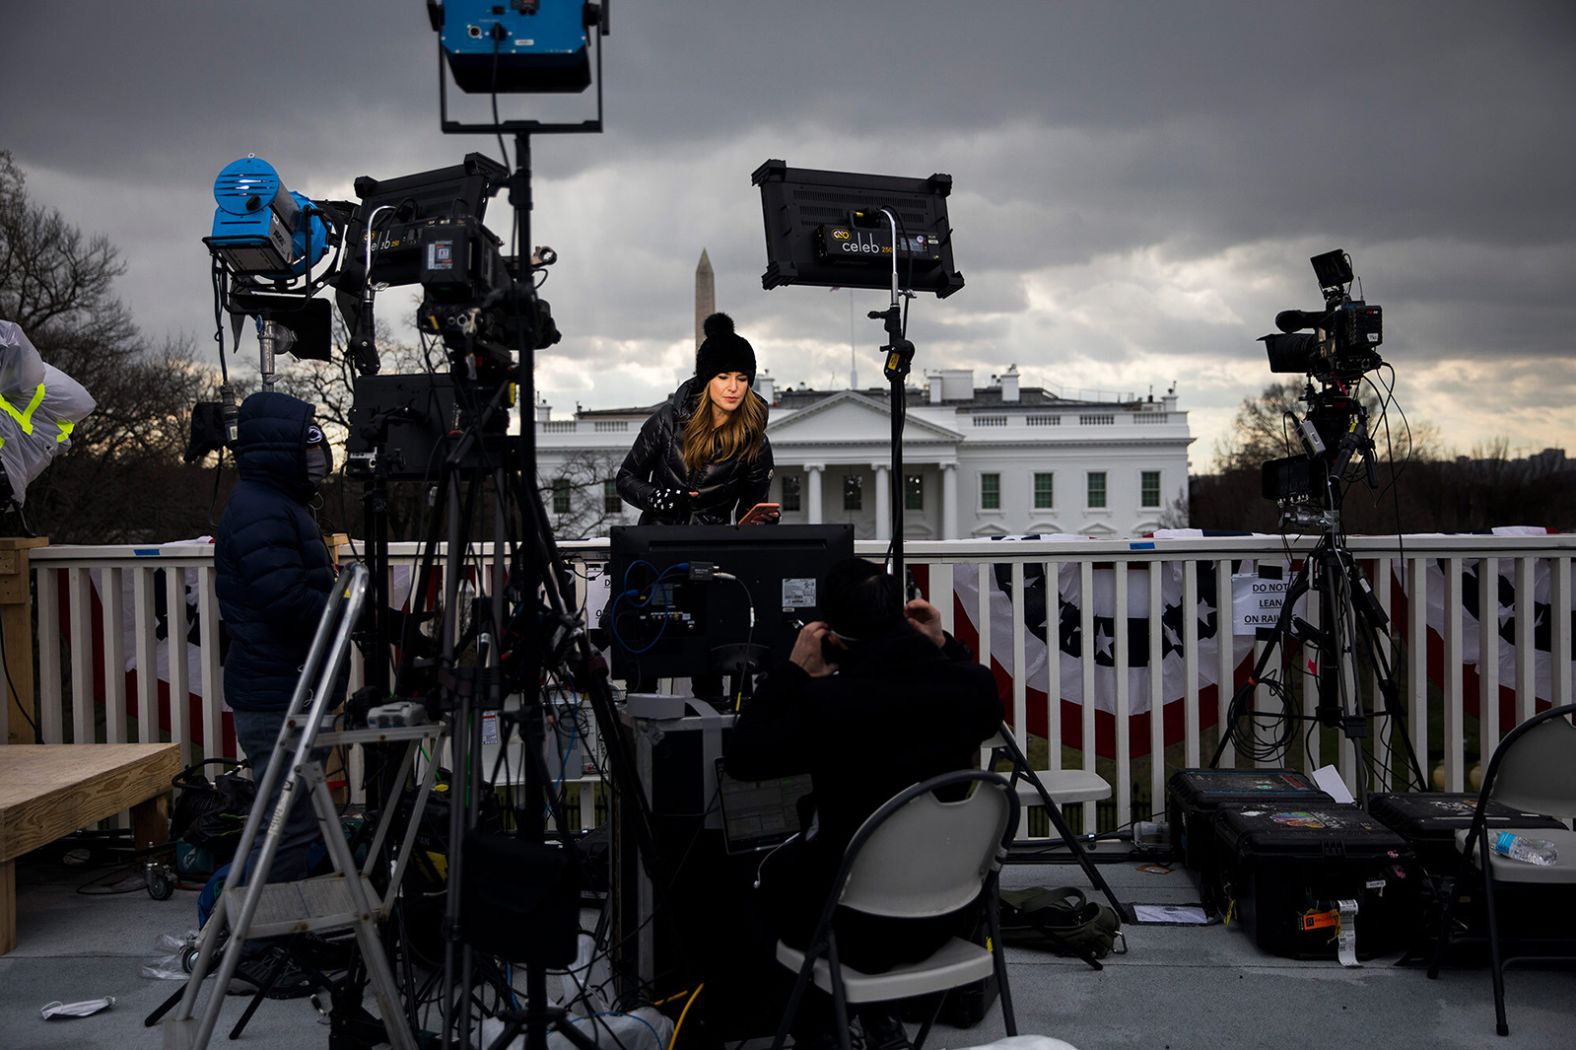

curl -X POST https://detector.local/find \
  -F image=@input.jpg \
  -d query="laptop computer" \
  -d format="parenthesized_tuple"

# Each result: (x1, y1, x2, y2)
(714, 758, 813, 855)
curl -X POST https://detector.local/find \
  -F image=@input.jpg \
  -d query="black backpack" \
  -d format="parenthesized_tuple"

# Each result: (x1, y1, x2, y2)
(170, 759, 257, 865)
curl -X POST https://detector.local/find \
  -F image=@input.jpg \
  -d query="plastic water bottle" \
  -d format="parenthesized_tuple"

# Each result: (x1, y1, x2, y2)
(1491, 831, 1558, 866)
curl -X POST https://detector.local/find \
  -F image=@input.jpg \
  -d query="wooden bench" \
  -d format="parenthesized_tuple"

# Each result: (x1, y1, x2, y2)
(0, 743, 179, 954)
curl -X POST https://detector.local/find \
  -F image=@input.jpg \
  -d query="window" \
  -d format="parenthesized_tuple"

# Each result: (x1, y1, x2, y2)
(842, 474, 863, 511)
(1141, 470, 1161, 508)
(1033, 472, 1054, 509)
(981, 473, 1001, 510)
(603, 479, 621, 514)
(551, 477, 572, 514)
(781, 474, 802, 512)
(905, 473, 924, 511)
(1087, 472, 1107, 509)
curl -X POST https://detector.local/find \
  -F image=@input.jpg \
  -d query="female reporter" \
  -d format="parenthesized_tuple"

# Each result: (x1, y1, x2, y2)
(616, 312, 778, 525)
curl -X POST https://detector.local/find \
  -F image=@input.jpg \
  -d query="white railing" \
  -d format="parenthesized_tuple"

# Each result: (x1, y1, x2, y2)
(26, 534, 1575, 832)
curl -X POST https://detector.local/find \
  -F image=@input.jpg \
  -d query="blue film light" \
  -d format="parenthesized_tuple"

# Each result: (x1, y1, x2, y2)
(207, 156, 331, 278)
(434, 0, 592, 94)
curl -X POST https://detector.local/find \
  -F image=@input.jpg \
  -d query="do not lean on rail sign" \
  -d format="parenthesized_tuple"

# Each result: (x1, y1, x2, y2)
(1231, 573, 1306, 634)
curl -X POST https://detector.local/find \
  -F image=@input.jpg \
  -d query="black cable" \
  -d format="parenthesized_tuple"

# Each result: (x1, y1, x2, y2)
(489, 36, 511, 181)
(211, 257, 230, 384)
(75, 867, 150, 895)
(0, 608, 44, 743)
(1222, 673, 1299, 764)
(564, 777, 726, 1010)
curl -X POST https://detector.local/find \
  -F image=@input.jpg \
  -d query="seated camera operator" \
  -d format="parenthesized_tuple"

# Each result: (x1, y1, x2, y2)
(727, 557, 1002, 1050)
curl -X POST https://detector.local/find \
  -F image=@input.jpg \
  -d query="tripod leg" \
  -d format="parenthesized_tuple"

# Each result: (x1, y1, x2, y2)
(143, 977, 191, 1027)
(1208, 554, 1316, 768)
(1348, 572, 1428, 792)
(1036, 793, 1134, 923)
(995, 726, 1133, 921)
(228, 962, 281, 1040)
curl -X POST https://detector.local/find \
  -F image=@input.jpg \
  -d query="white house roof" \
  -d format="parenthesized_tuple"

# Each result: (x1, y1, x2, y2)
(766, 389, 962, 446)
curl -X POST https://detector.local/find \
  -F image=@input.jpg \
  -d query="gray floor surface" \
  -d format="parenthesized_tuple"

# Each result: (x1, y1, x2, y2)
(2, 849, 1570, 1050)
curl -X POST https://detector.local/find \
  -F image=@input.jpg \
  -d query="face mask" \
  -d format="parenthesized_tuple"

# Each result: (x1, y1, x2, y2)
(306, 443, 330, 486)
(41, 997, 116, 1019)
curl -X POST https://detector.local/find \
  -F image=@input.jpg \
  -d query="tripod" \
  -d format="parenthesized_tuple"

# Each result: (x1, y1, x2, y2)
(1210, 394, 1426, 802)
(353, 129, 659, 1050)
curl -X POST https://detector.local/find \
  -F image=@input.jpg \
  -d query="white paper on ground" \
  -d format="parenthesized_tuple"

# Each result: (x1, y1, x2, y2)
(1311, 765, 1356, 804)
(1133, 903, 1213, 925)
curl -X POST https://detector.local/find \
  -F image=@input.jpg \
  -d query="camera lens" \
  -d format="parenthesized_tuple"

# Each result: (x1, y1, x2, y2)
(1262, 332, 1319, 374)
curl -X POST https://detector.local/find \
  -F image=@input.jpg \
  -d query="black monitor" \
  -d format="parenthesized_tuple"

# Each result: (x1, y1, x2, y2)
(751, 159, 964, 298)
(606, 524, 856, 683)
(344, 373, 514, 481)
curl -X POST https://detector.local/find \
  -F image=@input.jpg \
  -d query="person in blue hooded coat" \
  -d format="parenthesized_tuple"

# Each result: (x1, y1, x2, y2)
(215, 391, 336, 887)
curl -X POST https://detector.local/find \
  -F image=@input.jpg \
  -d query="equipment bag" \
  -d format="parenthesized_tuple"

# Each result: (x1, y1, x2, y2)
(169, 759, 256, 873)
(998, 886, 1124, 970)
(460, 831, 582, 967)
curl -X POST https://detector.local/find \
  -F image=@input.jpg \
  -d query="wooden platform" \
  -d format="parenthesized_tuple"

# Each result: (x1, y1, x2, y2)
(0, 743, 179, 954)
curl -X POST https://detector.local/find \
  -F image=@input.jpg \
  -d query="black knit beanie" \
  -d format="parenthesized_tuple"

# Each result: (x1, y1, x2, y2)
(694, 312, 756, 386)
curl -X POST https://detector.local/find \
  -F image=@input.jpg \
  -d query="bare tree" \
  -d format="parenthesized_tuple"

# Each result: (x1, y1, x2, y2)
(544, 449, 630, 539)
(1213, 380, 1304, 473)
(1, 151, 213, 541)
(1215, 376, 1435, 475)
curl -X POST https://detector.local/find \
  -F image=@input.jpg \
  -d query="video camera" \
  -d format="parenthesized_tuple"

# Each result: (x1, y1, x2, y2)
(1260, 249, 1383, 382)
(1256, 251, 1388, 526)
(332, 153, 561, 384)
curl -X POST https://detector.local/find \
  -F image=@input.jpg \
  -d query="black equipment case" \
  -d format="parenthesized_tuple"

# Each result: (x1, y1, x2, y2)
(1214, 803, 1416, 959)
(1166, 769, 1330, 871)
(1366, 792, 1568, 950)
(1366, 792, 1565, 874)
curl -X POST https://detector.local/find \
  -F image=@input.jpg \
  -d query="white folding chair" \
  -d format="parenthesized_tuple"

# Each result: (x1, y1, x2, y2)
(769, 769, 1019, 1050)
(1426, 702, 1576, 1036)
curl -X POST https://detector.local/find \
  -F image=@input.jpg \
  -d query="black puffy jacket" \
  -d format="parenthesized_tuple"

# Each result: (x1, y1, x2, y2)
(615, 377, 774, 525)
(214, 393, 335, 712)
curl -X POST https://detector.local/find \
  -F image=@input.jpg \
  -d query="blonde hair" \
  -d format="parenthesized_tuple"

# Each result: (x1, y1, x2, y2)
(681, 385, 766, 475)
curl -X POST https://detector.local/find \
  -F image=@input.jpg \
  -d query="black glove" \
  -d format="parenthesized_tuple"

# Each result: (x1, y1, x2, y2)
(649, 487, 695, 514)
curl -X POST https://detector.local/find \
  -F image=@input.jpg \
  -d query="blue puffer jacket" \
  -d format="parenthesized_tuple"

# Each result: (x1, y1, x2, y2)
(215, 392, 334, 712)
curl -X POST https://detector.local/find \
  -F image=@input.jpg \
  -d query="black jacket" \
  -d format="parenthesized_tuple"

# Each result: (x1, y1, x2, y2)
(727, 628, 1003, 872)
(215, 393, 336, 713)
(615, 377, 774, 525)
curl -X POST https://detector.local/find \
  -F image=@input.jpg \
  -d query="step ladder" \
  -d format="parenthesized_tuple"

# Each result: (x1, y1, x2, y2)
(161, 563, 443, 1050)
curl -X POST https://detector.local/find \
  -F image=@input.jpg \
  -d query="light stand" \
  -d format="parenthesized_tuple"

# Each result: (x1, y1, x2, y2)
(419, 19, 666, 1050)
(750, 162, 964, 587)
(867, 207, 916, 585)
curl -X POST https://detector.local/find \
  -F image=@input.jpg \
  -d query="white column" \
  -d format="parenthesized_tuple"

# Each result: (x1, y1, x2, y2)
(941, 462, 959, 539)
(805, 463, 824, 524)
(873, 463, 891, 542)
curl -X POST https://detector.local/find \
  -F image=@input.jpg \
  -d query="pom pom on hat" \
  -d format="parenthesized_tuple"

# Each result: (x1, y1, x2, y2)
(695, 312, 756, 386)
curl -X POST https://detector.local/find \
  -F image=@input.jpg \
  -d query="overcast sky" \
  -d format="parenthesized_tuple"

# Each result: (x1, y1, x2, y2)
(4, 1, 1573, 470)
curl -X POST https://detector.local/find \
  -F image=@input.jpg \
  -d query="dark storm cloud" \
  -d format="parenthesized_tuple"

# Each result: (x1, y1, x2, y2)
(3, 1, 1574, 466)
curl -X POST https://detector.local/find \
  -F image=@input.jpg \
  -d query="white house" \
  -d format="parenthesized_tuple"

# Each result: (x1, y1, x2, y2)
(535, 366, 1192, 539)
